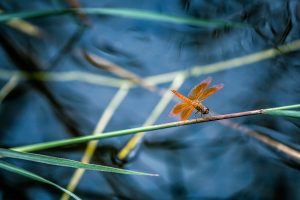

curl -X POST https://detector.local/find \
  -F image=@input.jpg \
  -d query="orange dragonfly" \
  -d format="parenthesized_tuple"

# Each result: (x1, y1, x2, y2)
(170, 77, 224, 121)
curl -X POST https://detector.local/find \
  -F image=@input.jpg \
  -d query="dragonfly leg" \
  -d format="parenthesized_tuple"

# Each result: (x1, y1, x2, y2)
(194, 110, 203, 118)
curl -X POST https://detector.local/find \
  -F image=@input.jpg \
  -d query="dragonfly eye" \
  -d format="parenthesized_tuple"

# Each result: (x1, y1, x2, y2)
(203, 107, 209, 114)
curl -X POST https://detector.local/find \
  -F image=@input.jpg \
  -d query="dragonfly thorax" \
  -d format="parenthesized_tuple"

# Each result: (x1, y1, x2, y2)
(194, 102, 209, 114)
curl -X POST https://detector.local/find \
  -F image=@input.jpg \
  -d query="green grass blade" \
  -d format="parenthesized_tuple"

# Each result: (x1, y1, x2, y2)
(0, 148, 157, 176)
(11, 121, 181, 152)
(262, 104, 300, 118)
(0, 160, 81, 200)
(80, 8, 248, 28)
(0, 8, 249, 28)
(262, 110, 300, 118)
(0, 9, 70, 21)
(263, 104, 300, 112)
(10, 104, 300, 153)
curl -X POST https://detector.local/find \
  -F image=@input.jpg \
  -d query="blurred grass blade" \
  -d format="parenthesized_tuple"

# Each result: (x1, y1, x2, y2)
(1, 39, 300, 88)
(83, 50, 157, 92)
(262, 110, 300, 118)
(0, 8, 248, 28)
(0, 74, 19, 103)
(0, 69, 124, 87)
(0, 148, 157, 176)
(0, 160, 81, 200)
(79, 8, 248, 28)
(0, 9, 70, 21)
(0, 9, 42, 37)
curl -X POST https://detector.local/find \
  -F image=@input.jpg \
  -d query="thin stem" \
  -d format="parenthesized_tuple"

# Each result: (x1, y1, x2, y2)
(11, 109, 263, 153)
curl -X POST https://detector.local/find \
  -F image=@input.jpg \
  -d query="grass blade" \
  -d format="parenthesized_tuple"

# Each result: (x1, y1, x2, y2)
(263, 104, 300, 111)
(0, 160, 81, 200)
(11, 110, 264, 152)
(0, 8, 248, 28)
(0, 148, 157, 176)
(79, 8, 248, 28)
(11, 104, 299, 153)
(0, 9, 70, 21)
(262, 110, 300, 118)
(263, 104, 300, 118)
(1, 39, 300, 89)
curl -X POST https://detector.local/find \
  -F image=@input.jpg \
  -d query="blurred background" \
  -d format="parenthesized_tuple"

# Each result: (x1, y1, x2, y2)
(0, 0, 300, 199)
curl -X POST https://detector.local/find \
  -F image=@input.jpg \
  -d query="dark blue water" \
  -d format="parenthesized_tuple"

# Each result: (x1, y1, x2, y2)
(0, 0, 300, 199)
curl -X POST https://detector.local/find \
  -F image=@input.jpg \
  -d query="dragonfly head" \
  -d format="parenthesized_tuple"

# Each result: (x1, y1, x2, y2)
(202, 107, 209, 114)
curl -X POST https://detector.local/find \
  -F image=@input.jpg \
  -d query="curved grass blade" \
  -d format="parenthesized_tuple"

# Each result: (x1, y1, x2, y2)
(0, 148, 157, 176)
(0, 160, 81, 200)
(0, 8, 248, 28)
(79, 8, 248, 28)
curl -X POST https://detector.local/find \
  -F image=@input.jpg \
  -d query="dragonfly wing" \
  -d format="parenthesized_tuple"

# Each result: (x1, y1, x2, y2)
(170, 102, 189, 116)
(180, 106, 194, 121)
(188, 77, 212, 100)
(198, 83, 224, 102)
(171, 90, 194, 105)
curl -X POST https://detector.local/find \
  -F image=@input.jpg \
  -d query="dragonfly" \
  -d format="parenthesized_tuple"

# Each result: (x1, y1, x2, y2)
(170, 77, 224, 121)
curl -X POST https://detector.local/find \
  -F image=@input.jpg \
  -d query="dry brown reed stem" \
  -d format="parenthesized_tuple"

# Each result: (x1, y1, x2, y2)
(219, 119, 300, 161)
(82, 50, 158, 92)
(66, 0, 90, 26)
(177, 109, 264, 125)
